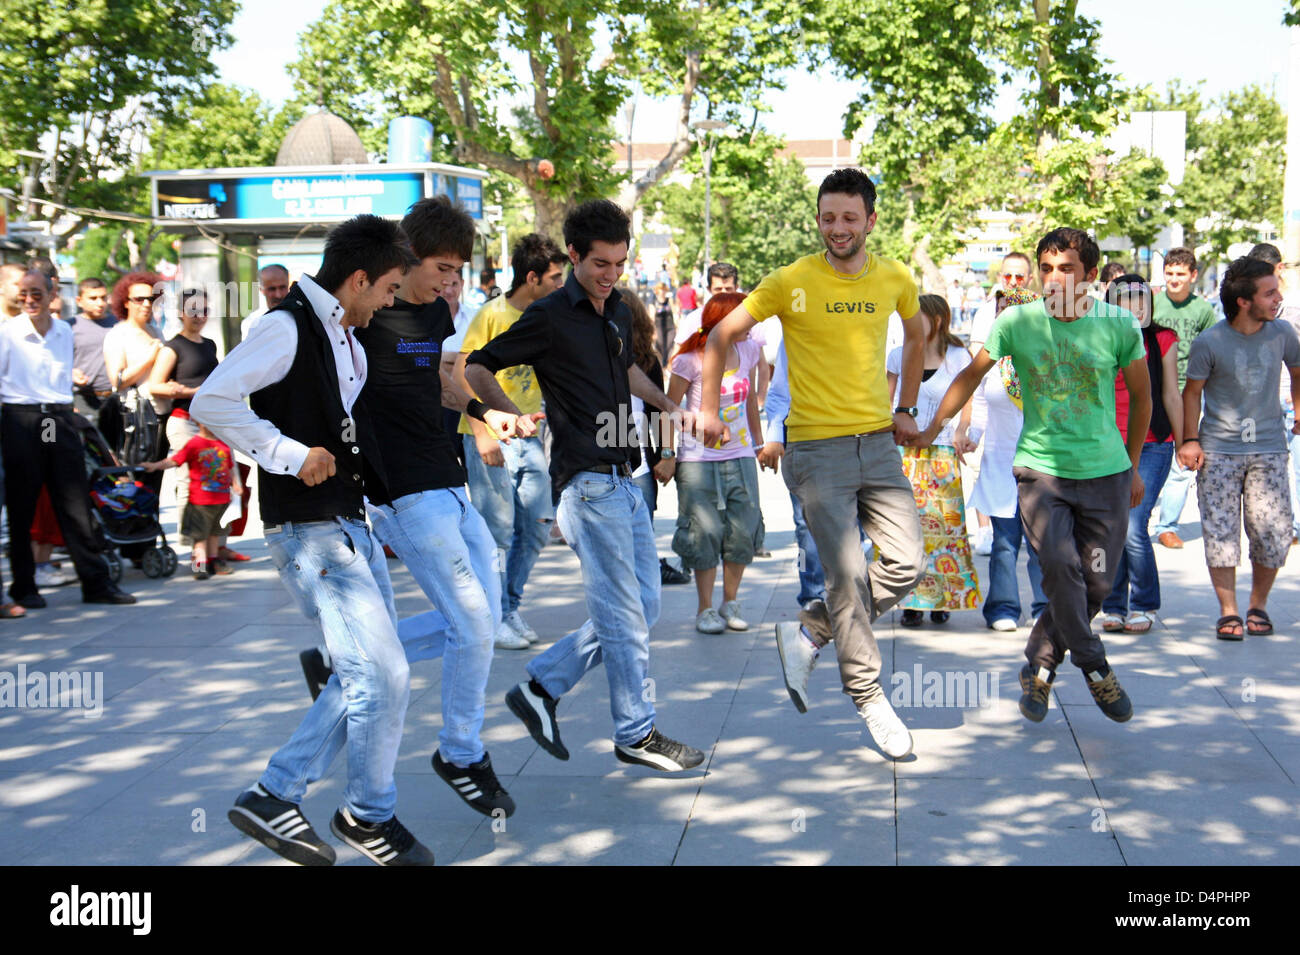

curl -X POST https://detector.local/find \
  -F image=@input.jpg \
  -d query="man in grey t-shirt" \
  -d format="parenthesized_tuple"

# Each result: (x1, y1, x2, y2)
(1180, 257, 1300, 640)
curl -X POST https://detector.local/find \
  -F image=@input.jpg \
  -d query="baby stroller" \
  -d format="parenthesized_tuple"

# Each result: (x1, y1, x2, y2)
(80, 417, 178, 582)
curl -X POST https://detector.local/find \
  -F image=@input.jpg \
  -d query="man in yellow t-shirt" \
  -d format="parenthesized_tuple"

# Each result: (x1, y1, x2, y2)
(696, 168, 926, 760)
(452, 233, 567, 650)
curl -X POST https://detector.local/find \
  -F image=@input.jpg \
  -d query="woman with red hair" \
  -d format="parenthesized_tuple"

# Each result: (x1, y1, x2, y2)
(103, 270, 168, 562)
(659, 291, 764, 634)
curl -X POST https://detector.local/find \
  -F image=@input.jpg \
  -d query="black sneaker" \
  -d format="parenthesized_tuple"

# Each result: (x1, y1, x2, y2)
(16, 592, 46, 609)
(900, 609, 923, 628)
(1018, 663, 1056, 723)
(432, 750, 516, 818)
(299, 648, 333, 702)
(614, 727, 705, 772)
(505, 681, 569, 760)
(659, 557, 691, 585)
(227, 785, 335, 866)
(1085, 665, 1133, 723)
(330, 807, 435, 866)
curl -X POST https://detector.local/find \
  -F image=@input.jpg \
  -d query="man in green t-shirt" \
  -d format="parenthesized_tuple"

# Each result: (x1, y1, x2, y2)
(915, 228, 1150, 725)
(1152, 247, 1217, 549)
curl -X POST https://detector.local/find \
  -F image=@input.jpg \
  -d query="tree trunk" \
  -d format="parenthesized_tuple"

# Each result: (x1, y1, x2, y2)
(902, 195, 945, 293)
(1034, 0, 1059, 155)
(910, 232, 946, 294)
(530, 192, 572, 246)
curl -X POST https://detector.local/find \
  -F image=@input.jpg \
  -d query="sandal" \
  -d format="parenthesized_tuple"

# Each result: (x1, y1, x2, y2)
(1246, 608, 1274, 636)
(0, 603, 26, 619)
(218, 547, 251, 562)
(1215, 615, 1244, 641)
(1099, 613, 1125, 632)
(1124, 610, 1156, 633)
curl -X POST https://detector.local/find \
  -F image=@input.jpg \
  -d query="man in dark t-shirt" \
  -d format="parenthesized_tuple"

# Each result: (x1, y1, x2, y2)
(354, 196, 537, 820)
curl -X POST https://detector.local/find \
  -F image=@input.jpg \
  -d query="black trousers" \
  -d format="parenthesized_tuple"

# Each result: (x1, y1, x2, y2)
(2, 406, 111, 599)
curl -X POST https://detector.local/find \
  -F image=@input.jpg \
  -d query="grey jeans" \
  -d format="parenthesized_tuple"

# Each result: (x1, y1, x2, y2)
(783, 432, 925, 706)
(1014, 465, 1131, 673)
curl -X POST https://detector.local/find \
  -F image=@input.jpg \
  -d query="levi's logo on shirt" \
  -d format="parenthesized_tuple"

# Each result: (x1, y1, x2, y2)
(824, 301, 877, 314)
(395, 337, 439, 368)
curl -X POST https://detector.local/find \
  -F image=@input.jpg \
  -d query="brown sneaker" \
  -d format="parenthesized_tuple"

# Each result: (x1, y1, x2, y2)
(1157, 532, 1183, 549)
(1085, 666, 1133, 722)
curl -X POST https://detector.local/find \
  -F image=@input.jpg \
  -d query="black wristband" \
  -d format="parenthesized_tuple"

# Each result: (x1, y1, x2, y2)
(1182, 437, 1200, 445)
(466, 398, 489, 422)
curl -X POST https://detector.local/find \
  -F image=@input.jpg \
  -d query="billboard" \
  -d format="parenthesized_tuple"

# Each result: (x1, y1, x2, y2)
(151, 166, 485, 225)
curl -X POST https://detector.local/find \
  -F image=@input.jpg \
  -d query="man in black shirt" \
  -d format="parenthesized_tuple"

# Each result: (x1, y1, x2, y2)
(466, 199, 706, 773)
(355, 196, 538, 819)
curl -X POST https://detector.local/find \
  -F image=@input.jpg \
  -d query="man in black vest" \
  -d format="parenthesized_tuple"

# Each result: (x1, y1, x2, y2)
(355, 196, 538, 819)
(192, 215, 434, 866)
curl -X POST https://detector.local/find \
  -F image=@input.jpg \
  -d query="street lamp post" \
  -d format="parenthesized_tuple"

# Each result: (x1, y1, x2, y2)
(624, 100, 636, 183)
(691, 119, 727, 273)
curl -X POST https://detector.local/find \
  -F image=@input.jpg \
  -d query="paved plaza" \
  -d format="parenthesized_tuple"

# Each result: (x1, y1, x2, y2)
(2, 465, 1298, 866)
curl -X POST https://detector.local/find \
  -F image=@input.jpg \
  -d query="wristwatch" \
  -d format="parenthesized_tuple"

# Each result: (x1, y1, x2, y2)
(660, 448, 676, 459)
(894, 406, 918, 417)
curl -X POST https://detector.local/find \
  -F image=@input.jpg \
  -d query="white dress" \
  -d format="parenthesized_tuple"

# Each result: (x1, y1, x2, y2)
(886, 344, 972, 446)
(967, 362, 1023, 519)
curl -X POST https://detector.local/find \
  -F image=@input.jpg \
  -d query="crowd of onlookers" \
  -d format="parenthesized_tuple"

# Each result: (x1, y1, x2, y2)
(4, 237, 1296, 648)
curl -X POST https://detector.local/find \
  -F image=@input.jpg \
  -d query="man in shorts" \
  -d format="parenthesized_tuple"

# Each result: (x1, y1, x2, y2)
(1179, 255, 1300, 639)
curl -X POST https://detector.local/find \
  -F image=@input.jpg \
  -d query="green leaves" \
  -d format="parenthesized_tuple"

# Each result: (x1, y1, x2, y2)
(1176, 84, 1285, 257)
(0, 0, 238, 232)
(645, 130, 819, 279)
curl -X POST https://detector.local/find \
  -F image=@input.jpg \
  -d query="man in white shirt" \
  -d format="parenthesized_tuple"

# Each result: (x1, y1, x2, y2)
(0, 270, 136, 609)
(968, 252, 1033, 354)
(195, 215, 435, 867)
(238, 264, 291, 341)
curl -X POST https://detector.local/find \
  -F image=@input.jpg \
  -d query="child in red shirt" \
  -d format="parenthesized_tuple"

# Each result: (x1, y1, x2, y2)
(144, 424, 244, 579)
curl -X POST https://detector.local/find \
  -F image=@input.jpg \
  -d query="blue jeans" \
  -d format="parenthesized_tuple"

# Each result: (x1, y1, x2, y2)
(983, 510, 1047, 625)
(634, 469, 658, 515)
(260, 518, 409, 823)
(1105, 441, 1174, 614)
(1153, 453, 1195, 535)
(791, 491, 826, 605)
(463, 434, 553, 616)
(368, 487, 502, 767)
(526, 471, 658, 746)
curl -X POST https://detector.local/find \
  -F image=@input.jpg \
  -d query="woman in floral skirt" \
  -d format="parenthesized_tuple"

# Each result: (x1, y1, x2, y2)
(886, 294, 980, 626)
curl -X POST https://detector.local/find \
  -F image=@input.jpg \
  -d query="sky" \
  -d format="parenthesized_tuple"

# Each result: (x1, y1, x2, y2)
(213, 0, 1292, 146)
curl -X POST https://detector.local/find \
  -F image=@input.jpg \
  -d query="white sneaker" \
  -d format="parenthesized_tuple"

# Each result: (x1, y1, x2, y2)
(695, 608, 726, 634)
(493, 619, 530, 650)
(973, 526, 993, 556)
(35, 563, 73, 587)
(504, 610, 540, 644)
(989, 618, 1018, 632)
(719, 600, 749, 631)
(859, 697, 913, 759)
(775, 622, 819, 713)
